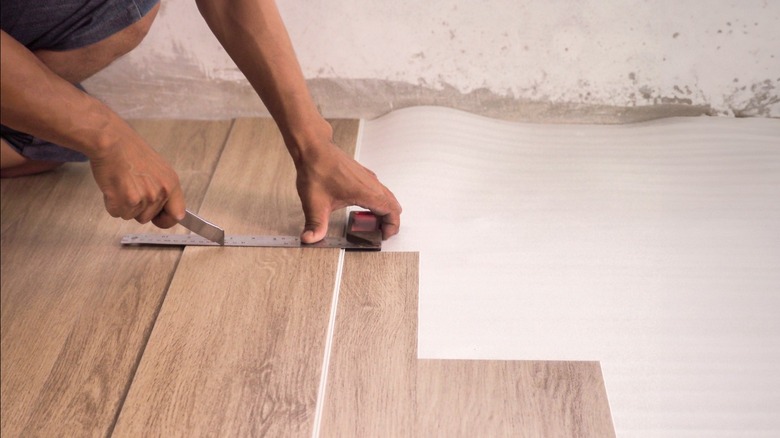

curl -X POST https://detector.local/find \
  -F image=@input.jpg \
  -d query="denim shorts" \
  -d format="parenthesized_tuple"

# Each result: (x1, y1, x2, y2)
(1, 0, 159, 162)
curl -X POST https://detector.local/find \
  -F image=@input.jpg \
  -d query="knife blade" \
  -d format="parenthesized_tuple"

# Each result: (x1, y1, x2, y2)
(179, 209, 225, 245)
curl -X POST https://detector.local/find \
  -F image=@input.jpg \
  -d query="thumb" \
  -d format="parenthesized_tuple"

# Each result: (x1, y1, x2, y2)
(301, 206, 330, 244)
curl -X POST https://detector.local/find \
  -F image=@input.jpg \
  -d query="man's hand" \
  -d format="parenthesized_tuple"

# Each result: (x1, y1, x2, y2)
(1, 30, 186, 229)
(196, 0, 402, 240)
(89, 136, 185, 228)
(294, 140, 401, 244)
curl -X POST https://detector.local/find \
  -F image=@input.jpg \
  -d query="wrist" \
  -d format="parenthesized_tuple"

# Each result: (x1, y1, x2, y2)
(280, 114, 334, 166)
(79, 103, 135, 161)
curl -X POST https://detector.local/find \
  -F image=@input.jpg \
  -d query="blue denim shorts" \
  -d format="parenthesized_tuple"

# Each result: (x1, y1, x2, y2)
(1, 0, 159, 162)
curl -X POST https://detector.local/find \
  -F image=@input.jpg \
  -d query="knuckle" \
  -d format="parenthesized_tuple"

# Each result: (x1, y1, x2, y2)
(375, 194, 394, 211)
(103, 198, 122, 218)
(125, 193, 142, 208)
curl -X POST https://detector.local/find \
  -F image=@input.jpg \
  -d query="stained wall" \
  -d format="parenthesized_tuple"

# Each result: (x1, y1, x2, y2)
(84, 0, 780, 122)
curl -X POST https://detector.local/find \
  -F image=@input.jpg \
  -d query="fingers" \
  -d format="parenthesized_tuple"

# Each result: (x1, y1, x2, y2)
(379, 204, 401, 240)
(368, 194, 402, 240)
(97, 163, 185, 228)
(135, 190, 168, 224)
(158, 184, 186, 227)
(152, 209, 179, 229)
(103, 189, 147, 221)
(355, 176, 402, 240)
(137, 177, 184, 228)
(152, 185, 185, 229)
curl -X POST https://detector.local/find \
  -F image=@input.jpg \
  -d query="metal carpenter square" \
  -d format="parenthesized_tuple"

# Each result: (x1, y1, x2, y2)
(120, 234, 380, 250)
(122, 211, 383, 250)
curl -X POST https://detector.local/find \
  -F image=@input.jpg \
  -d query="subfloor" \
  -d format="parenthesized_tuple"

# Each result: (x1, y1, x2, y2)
(0, 118, 614, 436)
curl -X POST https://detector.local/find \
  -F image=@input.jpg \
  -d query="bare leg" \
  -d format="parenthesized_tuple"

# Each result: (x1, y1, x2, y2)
(0, 2, 160, 176)
(0, 139, 61, 178)
(34, 3, 160, 84)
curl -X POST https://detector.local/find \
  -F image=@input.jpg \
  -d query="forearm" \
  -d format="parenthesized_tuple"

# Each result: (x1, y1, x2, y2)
(195, 0, 331, 162)
(196, 0, 401, 241)
(0, 31, 131, 160)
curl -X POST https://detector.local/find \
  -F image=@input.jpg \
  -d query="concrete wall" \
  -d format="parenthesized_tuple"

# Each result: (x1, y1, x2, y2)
(84, 0, 780, 123)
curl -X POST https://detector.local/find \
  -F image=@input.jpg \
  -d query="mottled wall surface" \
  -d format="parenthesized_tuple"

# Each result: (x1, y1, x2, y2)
(84, 0, 780, 122)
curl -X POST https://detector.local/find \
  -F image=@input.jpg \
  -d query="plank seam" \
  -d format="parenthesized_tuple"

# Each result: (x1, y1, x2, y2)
(202, 118, 237, 208)
(311, 249, 346, 438)
(105, 252, 185, 437)
(106, 119, 237, 436)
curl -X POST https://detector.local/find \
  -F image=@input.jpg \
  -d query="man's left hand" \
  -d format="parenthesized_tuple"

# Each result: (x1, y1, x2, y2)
(294, 140, 401, 244)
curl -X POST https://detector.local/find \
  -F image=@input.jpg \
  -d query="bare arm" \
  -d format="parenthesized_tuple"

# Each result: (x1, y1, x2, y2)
(0, 31, 184, 227)
(195, 0, 401, 242)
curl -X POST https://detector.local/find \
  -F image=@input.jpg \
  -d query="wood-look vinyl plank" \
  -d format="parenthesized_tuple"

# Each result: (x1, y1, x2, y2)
(320, 252, 614, 437)
(112, 119, 360, 436)
(111, 246, 340, 437)
(0, 120, 231, 437)
(416, 360, 615, 437)
(320, 252, 419, 437)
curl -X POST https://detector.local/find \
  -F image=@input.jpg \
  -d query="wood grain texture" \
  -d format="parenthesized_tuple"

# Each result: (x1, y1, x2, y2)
(417, 360, 615, 437)
(320, 252, 419, 437)
(0, 120, 231, 437)
(320, 252, 613, 437)
(2, 116, 615, 436)
(183, 118, 359, 238)
(111, 247, 340, 437)
(113, 118, 360, 436)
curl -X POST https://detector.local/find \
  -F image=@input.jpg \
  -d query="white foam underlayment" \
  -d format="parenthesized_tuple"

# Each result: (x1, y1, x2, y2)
(356, 107, 780, 437)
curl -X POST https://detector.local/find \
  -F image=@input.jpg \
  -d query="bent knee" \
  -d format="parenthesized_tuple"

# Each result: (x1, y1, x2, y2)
(34, 2, 161, 83)
(113, 2, 161, 56)
(90, 1, 162, 61)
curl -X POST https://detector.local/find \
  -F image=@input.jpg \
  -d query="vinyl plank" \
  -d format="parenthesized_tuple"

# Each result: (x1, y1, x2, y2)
(416, 360, 615, 437)
(112, 119, 360, 436)
(320, 251, 613, 437)
(0, 119, 231, 437)
(319, 252, 419, 437)
(111, 246, 340, 437)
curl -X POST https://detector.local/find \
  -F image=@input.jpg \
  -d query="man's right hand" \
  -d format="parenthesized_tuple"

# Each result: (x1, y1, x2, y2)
(89, 136, 185, 228)
(1, 30, 185, 229)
